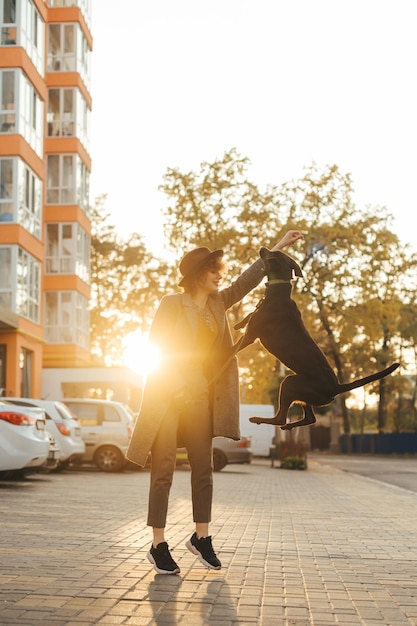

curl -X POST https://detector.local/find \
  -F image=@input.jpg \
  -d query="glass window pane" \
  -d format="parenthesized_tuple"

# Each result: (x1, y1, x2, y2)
(47, 154, 59, 187)
(3, 0, 16, 23)
(47, 89, 60, 136)
(64, 24, 75, 53)
(62, 155, 73, 186)
(0, 247, 12, 288)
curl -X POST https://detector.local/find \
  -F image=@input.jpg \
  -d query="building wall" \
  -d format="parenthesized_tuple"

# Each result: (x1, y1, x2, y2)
(41, 367, 143, 411)
(0, 0, 93, 398)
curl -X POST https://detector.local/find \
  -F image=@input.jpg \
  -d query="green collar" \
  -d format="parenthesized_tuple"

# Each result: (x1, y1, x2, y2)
(266, 278, 292, 285)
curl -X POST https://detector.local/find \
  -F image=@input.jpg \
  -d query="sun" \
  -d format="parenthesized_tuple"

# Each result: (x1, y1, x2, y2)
(122, 331, 161, 378)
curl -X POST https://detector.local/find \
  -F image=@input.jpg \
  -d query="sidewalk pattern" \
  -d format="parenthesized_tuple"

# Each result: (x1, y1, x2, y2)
(1, 458, 417, 625)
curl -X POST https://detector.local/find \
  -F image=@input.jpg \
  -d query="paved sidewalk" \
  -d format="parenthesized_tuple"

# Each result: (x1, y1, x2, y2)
(1, 457, 417, 625)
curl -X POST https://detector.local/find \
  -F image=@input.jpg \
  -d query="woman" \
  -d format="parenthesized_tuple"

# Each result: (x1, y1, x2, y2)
(126, 229, 303, 574)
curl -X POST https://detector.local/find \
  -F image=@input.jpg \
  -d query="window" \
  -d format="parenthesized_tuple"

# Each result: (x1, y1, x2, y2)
(0, 156, 42, 235)
(45, 290, 89, 348)
(47, 87, 74, 136)
(2, 0, 44, 74)
(45, 222, 90, 281)
(47, 87, 89, 147)
(47, 22, 90, 87)
(0, 245, 40, 323)
(16, 247, 40, 323)
(47, 154, 74, 204)
(0, 158, 14, 221)
(1, 0, 17, 45)
(103, 405, 121, 422)
(69, 403, 99, 426)
(46, 153, 90, 212)
(0, 246, 12, 308)
(18, 69, 43, 154)
(0, 70, 15, 132)
(48, 23, 75, 71)
(18, 160, 42, 237)
(0, 69, 43, 155)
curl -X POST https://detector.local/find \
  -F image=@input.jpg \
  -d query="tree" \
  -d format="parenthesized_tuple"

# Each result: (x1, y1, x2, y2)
(160, 148, 286, 398)
(271, 164, 414, 432)
(160, 153, 415, 432)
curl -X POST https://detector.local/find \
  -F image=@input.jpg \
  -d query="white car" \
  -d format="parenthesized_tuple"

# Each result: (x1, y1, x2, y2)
(0, 401, 50, 474)
(63, 398, 134, 472)
(3, 398, 85, 470)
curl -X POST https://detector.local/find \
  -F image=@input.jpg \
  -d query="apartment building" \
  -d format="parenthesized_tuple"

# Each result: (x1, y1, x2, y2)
(0, 0, 92, 398)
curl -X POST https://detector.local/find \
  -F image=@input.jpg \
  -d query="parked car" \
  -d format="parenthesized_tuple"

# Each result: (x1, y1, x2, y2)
(0, 401, 50, 475)
(63, 398, 134, 472)
(213, 435, 252, 471)
(176, 435, 252, 472)
(3, 398, 85, 470)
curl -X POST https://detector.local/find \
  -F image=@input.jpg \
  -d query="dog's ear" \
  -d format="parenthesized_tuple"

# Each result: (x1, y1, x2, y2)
(259, 247, 270, 260)
(291, 259, 303, 278)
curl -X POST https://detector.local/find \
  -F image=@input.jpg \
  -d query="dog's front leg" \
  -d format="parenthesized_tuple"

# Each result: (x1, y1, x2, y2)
(281, 405, 317, 430)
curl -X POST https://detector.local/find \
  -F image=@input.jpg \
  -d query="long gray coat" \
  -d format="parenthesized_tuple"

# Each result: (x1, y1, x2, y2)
(126, 257, 266, 467)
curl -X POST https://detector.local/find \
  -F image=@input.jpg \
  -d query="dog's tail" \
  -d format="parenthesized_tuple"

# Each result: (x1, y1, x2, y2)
(337, 362, 400, 394)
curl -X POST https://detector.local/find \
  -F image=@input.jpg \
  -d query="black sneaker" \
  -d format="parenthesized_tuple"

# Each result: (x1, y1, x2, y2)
(147, 541, 180, 575)
(185, 532, 222, 570)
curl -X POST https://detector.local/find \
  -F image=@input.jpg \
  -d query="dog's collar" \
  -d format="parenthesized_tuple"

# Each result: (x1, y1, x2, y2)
(266, 278, 292, 285)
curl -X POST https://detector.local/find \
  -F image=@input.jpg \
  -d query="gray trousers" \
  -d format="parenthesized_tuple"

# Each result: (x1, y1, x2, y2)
(147, 370, 213, 528)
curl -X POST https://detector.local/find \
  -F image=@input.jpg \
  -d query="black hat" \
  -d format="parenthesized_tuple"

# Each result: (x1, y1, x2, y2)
(178, 247, 224, 287)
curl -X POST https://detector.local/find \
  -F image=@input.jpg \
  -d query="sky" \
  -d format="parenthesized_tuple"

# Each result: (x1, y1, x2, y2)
(89, 0, 417, 255)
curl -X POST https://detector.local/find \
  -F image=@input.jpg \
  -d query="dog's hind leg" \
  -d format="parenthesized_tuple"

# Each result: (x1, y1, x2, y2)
(280, 405, 317, 430)
(249, 374, 298, 426)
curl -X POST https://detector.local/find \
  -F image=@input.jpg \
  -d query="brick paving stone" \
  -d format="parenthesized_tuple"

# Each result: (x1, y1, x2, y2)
(1, 457, 417, 625)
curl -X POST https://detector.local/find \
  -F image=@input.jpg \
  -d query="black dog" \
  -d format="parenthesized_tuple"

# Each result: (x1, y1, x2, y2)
(233, 248, 399, 431)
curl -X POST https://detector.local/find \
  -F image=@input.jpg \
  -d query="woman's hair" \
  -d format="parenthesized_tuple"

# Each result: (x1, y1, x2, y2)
(182, 256, 226, 294)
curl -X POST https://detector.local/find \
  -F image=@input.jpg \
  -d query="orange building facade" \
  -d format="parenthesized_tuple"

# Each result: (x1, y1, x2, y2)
(0, 0, 92, 398)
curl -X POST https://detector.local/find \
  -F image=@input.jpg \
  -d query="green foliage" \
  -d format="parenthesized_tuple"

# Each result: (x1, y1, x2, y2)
(90, 151, 417, 434)
(280, 456, 307, 470)
(159, 152, 417, 431)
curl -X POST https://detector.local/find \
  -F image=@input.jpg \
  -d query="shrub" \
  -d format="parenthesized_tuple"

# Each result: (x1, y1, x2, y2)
(280, 455, 307, 470)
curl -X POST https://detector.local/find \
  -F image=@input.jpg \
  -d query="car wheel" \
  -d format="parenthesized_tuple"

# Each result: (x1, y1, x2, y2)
(213, 449, 227, 472)
(94, 446, 125, 472)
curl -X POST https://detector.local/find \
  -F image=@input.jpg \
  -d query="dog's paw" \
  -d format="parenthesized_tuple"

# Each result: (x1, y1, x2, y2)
(249, 416, 262, 425)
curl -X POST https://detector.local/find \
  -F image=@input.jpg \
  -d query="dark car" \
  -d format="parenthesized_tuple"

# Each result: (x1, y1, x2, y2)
(176, 435, 252, 472)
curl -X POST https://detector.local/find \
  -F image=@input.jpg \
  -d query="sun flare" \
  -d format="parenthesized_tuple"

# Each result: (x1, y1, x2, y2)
(122, 331, 161, 378)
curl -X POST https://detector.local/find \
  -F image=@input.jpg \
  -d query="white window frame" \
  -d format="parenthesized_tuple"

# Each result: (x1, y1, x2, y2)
(45, 221, 90, 281)
(18, 158, 42, 237)
(0, 157, 16, 222)
(0, 156, 42, 236)
(1, 0, 44, 75)
(0, 245, 40, 323)
(0, 245, 12, 309)
(46, 153, 90, 213)
(45, 290, 89, 348)
(16, 246, 40, 323)
(47, 22, 90, 88)
(0, 69, 43, 156)
(47, 86, 90, 149)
